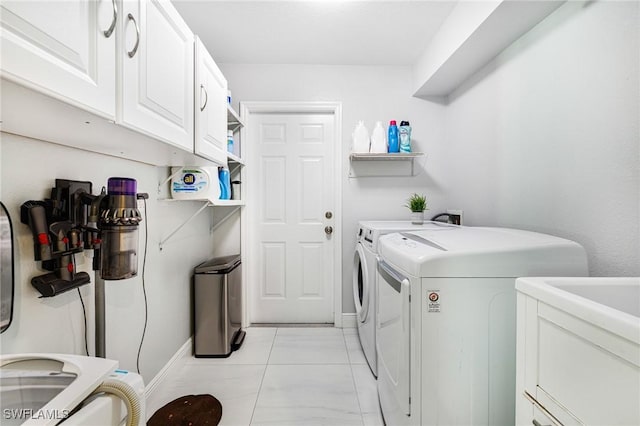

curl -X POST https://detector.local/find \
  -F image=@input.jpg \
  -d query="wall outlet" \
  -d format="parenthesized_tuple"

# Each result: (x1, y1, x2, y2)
(446, 209, 463, 225)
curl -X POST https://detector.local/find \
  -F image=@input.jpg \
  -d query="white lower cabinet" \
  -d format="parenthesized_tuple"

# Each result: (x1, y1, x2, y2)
(119, 0, 194, 152)
(0, 0, 116, 118)
(194, 36, 228, 165)
(516, 291, 640, 426)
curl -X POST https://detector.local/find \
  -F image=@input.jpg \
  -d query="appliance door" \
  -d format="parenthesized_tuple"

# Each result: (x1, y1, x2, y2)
(377, 259, 411, 419)
(353, 243, 370, 323)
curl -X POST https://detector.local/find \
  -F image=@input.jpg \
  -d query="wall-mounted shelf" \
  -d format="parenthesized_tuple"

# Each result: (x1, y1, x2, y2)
(350, 152, 424, 161)
(349, 152, 425, 177)
(158, 198, 245, 250)
(227, 105, 245, 132)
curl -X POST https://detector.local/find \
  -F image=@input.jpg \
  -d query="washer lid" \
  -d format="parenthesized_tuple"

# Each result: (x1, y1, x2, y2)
(378, 227, 587, 278)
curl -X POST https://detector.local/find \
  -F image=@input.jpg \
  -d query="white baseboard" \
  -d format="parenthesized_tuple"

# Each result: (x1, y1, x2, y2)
(145, 337, 192, 400)
(341, 313, 357, 328)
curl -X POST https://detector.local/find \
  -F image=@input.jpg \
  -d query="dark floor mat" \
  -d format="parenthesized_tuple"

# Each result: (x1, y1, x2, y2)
(147, 394, 222, 426)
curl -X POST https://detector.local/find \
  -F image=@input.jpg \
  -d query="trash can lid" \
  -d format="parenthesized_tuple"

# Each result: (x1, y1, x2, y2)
(195, 254, 241, 274)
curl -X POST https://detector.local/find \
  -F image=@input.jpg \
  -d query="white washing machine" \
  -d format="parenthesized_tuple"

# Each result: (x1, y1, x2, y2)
(375, 227, 588, 426)
(353, 220, 456, 377)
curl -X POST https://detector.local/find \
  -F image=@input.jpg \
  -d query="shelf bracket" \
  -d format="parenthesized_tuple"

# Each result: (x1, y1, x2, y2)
(210, 205, 241, 233)
(158, 167, 184, 194)
(159, 201, 210, 250)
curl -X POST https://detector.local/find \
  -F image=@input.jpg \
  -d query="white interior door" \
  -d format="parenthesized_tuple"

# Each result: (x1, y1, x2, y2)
(250, 112, 336, 323)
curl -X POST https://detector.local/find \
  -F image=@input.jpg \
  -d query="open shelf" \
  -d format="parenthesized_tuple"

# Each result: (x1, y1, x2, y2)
(227, 105, 245, 132)
(350, 152, 424, 161)
(227, 152, 244, 166)
(349, 152, 426, 178)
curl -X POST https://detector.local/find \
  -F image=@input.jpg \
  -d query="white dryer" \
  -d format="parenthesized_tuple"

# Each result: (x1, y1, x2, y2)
(376, 227, 588, 426)
(353, 221, 455, 377)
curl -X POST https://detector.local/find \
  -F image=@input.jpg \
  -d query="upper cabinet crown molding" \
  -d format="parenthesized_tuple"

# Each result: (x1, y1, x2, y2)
(412, 0, 566, 99)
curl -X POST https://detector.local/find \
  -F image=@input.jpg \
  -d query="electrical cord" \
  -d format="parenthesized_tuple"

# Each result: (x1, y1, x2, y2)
(73, 253, 89, 356)
(136, 198, 149, 374)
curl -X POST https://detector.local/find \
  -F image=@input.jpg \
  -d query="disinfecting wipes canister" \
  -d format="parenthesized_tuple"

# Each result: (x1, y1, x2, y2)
(170, 167, 220, 200)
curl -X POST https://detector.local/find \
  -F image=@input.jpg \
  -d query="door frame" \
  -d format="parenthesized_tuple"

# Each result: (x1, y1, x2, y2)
(240, 101, 343, 327)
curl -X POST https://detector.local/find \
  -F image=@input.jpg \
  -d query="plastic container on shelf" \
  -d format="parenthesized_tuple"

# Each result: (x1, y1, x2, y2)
(388, 120, 399, 153)
(218, 167, 231, 200)
(370, 121, 387, 153)
(399, 121, 412, 153)
(171, 167, 220, 200)
(227, 130, 234, 153)
(351, 121, 370, 153)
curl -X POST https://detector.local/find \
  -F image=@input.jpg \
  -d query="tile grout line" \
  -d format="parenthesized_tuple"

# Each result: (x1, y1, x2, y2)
(248, 327, 279, 425)
(344, 329, 367, 426)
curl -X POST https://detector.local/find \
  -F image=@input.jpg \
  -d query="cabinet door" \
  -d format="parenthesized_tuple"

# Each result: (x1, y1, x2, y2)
(0, 0, 116, 118)
(119, 0, 194, 151)
(194, 37, 227, 165)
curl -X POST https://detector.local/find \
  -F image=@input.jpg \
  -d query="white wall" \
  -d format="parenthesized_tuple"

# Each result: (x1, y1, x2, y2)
(0, 133, 218, 384)
(221, 64, 448, 313)
(442, 0, 639, 276)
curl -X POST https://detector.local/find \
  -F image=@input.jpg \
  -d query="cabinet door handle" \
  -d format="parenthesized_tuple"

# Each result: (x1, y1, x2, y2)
(103, 0, 117, 38)
(127, 13, 140, 58)
(200, 84, 208, 111)
(532, 420, 551, 426)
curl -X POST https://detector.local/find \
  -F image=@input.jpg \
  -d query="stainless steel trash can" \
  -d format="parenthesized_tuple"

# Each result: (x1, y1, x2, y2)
(194, 254, 245, 357)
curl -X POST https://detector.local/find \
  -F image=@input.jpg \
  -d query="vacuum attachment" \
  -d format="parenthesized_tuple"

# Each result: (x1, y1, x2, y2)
(31, 271, 91, 297)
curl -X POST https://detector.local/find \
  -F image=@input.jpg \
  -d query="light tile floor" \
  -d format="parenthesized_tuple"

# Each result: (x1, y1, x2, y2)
(146, 327, 383, 426)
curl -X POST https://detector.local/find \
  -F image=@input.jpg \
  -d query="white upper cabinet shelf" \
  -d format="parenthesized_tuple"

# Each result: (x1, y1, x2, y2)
(227, 105, 245, 132)
(413, 0, 565, 98)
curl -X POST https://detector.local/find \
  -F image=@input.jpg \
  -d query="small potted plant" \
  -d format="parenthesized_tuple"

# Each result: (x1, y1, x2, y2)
(405, 193, 428, 225)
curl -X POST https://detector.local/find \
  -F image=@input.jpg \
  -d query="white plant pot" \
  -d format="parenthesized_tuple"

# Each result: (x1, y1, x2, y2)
(411, 211, 424, 225)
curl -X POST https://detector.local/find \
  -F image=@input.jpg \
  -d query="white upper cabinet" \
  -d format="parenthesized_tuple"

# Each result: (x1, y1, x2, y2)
(194, 36, 228, 166)
(119, 0, 194, 152)
(0, 0, 117, 118)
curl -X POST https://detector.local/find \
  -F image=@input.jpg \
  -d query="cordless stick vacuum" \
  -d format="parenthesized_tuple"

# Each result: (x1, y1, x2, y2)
(21, 178, 148, 357)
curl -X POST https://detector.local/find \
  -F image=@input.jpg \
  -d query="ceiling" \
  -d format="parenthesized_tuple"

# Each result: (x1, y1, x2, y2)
(173, 0, 457, 66)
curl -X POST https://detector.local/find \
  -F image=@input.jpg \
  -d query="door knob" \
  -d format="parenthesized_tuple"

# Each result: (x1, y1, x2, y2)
(324, 226, 333, 235)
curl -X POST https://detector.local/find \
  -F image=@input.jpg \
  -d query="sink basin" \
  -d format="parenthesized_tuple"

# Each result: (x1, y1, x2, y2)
(0, 354, 117, 425)
(515, 276, 640, 343)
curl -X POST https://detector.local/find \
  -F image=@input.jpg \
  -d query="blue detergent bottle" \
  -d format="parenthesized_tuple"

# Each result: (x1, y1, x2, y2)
(218, 167, 231, 200)
(388, 120, 399, 153)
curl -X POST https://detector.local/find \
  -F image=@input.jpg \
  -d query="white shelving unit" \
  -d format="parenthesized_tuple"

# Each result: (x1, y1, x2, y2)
(158, 103, 246, 250)
(349, 152, 425, 177)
